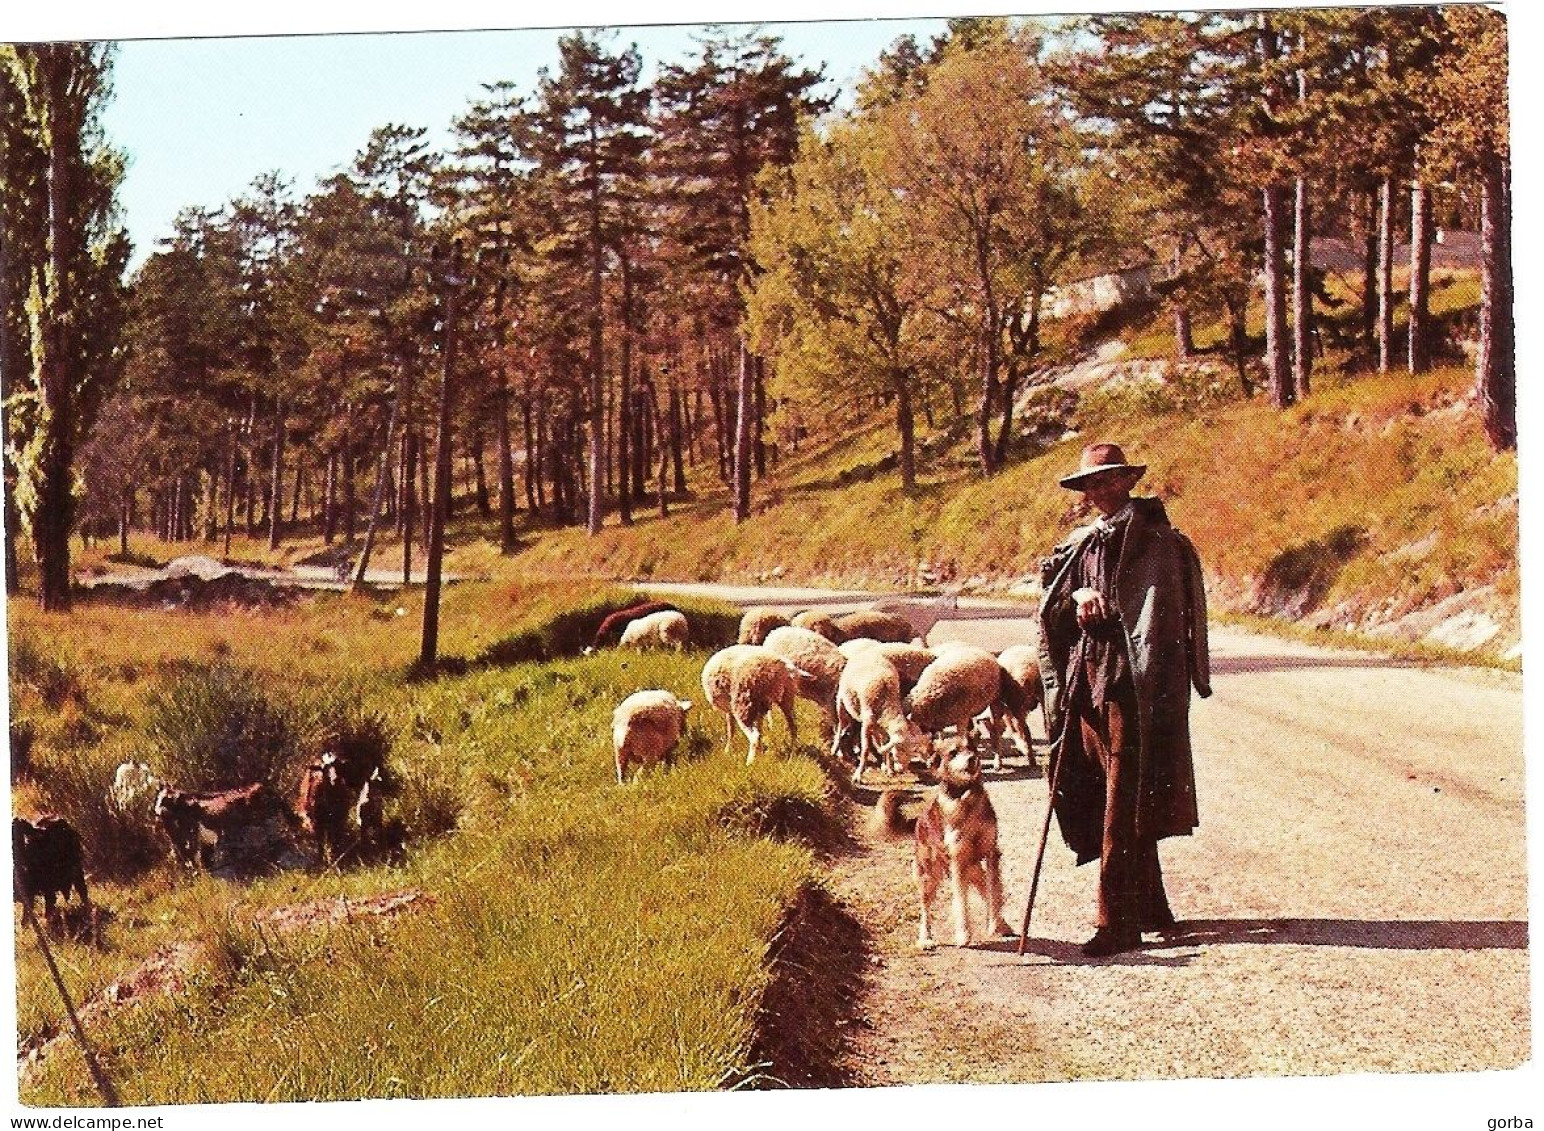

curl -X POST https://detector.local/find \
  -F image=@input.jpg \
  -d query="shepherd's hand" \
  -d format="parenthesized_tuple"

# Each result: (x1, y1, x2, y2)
(1073, 587, 1110, 628)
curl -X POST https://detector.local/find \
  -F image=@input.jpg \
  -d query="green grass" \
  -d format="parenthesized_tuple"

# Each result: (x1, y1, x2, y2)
(13, 587, 834, 1105)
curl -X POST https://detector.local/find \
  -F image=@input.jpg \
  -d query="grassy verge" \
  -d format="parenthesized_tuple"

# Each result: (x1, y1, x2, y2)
(12, 586, 837, 1104)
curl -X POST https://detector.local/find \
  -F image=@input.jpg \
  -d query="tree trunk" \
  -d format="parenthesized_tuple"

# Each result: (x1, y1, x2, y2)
(522, 396, 538, 513)
(636, 375, 653, 503)
(994, 367, 1018, 467)
(585, 145, 605, 536)
(496, 381, 516, 552)
(472, 420, 491, 518)
(419, 427, 431, 552)
(343, 407, 357, 543)
(733, 340, 754, 522)
(1263, 183, 1293, 407)
(974, 322, 1000, 478)
(289, 455, 303, 525)
(1362, 187, 1379, 347)
(1478, 153, 1515, 450)
(267, 396, 286, 550)
(1173, 307, 1194, 361)
(1377, 175, 1395, 374)
(118, 489, 130, 559)
(403, 430, 416, 585)
(222, 424, 238, 558)
(707, 372, 725, 483)
(754, 358, 767, 479)
(670, 381, 686, 495)
(421, 264, 462, 667)
(1292, 175, 1312, 400)
(3, 483, 19, 595)
(618, 256, 634, 526)
(895, 373, 917, 493)
(1408, 178, 1433, 375)
(322, 451, 337, 546)
(650, 384, 670, 519)
(33, 54, 79, 611)
(1225, 294, 1252, 396)
(353, 378, 404, 590)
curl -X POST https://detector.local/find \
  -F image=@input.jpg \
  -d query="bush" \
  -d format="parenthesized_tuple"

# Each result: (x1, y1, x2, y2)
(8, 630, 87, 710)
(143, 662, 305, 791)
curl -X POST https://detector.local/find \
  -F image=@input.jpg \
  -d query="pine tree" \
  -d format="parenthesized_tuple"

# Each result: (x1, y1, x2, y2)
(0, 44, 130, 609)
(656, 28, 826, 522)
(533, 31, 651, 535)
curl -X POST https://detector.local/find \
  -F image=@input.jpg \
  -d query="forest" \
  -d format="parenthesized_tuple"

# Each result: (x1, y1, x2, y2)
(0, 9, 1513, 616)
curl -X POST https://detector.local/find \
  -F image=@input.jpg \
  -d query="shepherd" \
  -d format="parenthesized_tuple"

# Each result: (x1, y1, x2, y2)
(1036, 443, 1211, 957)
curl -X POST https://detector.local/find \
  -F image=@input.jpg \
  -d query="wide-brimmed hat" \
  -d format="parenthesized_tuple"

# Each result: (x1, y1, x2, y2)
(1058, 442, 1147, 489)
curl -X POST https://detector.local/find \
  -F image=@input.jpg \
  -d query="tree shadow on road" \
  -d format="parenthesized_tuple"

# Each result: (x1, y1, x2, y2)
(978, 916, 1527, 966)
(981, 937, 1198, 969)
(1153, 917, 1528, 950)
(1210, 654, 1430, 676)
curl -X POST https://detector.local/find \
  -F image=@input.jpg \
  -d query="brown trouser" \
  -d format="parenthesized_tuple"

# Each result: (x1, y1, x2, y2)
(1075, 686, 1171, 932)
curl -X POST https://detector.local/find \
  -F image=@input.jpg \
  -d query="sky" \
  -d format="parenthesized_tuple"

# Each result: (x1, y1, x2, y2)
(75, 12, 954, 266)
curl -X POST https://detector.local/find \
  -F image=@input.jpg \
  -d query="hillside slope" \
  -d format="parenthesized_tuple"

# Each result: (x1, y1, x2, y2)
(507, 362, 1517, 662)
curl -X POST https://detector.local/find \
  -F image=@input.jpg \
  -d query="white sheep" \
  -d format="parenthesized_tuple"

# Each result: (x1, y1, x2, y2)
(618, 609, 690, 651)
(791, 609, 845, 643)
(835, 648, 929, 783)
(992, 644, 1044, 763)
(906, 645, 1007, 769)
(108, 760, 163, 820)
(762, 625, 848, 741)
(700, 645, 801, 765)
(612, 691, 694, 784)
(840, 639, 936, 691)
(869, 593, 960, 646)
(832, 609, 916, 645)
(737, 606, 792, 646)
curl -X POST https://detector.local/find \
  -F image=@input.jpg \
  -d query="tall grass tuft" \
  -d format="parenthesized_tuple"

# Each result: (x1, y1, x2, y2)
(143, 662, 303, 791)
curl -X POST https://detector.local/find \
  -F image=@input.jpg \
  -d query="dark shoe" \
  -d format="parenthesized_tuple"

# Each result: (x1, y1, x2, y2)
(1081, 927, 1141, 958)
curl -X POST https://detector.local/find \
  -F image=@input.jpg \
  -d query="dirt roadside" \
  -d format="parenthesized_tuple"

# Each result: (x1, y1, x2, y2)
(820, 618, 1528, 1085)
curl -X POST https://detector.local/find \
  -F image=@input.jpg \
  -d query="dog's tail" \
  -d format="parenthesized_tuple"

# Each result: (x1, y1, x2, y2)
(871, 790, 916, 839)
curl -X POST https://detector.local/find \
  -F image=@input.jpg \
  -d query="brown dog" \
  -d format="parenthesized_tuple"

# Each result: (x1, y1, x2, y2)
(877, 749, 1013, 949)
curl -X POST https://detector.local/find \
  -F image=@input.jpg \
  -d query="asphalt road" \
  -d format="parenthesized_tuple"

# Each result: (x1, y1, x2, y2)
(642, 582, 1529, 1083)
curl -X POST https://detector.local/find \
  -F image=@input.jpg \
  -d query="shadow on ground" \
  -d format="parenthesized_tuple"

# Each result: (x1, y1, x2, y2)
(738, 884, 871, 1089)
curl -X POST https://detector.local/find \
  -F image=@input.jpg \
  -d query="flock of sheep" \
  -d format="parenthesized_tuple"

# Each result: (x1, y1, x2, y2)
(608, 597, 1045, 786)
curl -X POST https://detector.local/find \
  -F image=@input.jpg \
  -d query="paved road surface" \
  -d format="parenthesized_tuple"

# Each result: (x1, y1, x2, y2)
(642, 582, 1529, 1083)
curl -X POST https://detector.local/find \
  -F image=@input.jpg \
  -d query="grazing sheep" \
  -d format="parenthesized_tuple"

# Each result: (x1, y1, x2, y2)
(108, 760, 164, 819)
(832, 609, 916, 645)
(906, 645, 1006, 768)
(618, 609, 690, 651)
(700, 645, 800, 765)
(992, 644, 1044, 762)
(613, 690, 694, 784)
(762, 625, 847, 732)
(870, 643, 937, 695)
(840, 639, 936, 692)
(791, 609, 845, 643)
(737, 606, 792, 646)
(589, 601, 678, 650)
(759, 626, 846, 749)
(835, 649, 929, 783)
(869, 594, 960, 646)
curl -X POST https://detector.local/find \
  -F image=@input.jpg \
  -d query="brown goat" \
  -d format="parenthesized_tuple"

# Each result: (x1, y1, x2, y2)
(154, 783, 293, 869)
